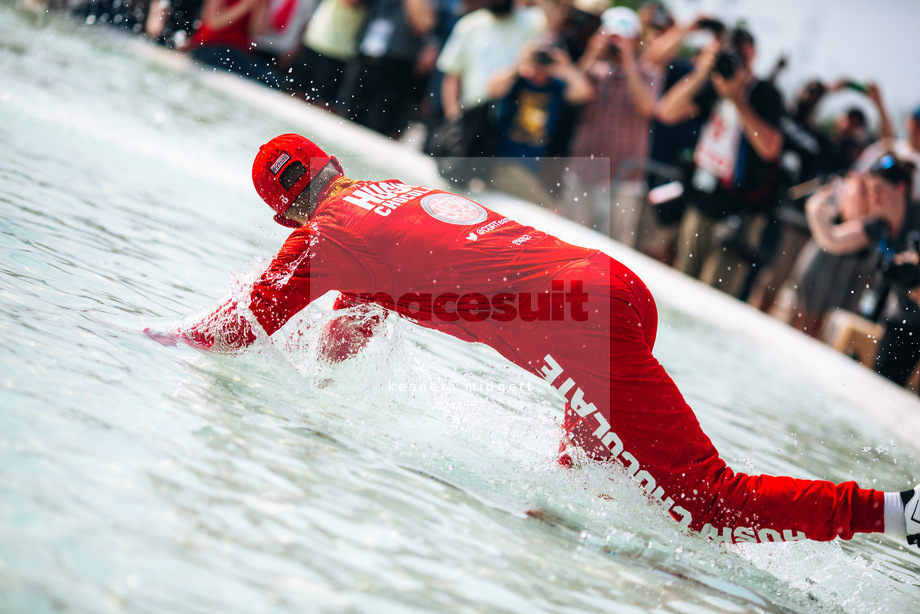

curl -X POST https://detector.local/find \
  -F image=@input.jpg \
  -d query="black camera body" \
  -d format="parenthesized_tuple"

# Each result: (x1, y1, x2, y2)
(697, 18, 726, 36)
(714, 48, 743, 79)
(878, 232, 920, 288)
(880, 258, 920, 288)
(534, 48, 555, 66)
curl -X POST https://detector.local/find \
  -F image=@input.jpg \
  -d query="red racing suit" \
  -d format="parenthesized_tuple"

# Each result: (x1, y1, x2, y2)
(181, 176, 884, 543)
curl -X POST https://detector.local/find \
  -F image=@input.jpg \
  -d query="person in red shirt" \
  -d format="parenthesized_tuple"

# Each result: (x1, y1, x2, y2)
(188, 0, 281, 87)
(148, 133, 920, 547)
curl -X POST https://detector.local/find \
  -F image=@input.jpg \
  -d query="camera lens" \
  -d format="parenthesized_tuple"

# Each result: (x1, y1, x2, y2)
(714, 50, 741, 79)
(535, 49, 554, 65)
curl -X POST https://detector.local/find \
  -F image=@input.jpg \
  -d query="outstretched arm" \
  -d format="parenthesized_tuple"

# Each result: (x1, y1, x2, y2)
(144, 296, 258, 352)
(863, 82, 896, 142)
(654, 41, 718, 125)
(146, 224, 368, 353)
(147, 292, 388, 360)
(641, 16, 711, 69)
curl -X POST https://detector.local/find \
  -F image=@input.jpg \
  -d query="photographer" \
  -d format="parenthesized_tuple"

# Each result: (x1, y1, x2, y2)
(487, 40, 594, 207)
(561, 6, 660, 236)
(806, 155, 920, 388)
(429, 0, 546, 185)
(654, 23, 783, 298)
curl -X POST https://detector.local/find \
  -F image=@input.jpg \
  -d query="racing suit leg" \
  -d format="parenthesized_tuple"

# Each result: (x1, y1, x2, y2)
(552, 254, 884, 543)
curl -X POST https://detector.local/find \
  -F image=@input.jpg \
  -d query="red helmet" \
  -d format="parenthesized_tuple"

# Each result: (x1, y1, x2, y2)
(251, 134, 343, 227)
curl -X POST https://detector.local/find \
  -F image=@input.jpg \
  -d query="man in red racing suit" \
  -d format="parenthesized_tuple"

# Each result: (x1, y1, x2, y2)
(148, 134, 920, 546)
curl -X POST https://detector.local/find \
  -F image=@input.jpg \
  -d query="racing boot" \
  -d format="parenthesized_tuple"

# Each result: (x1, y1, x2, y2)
(902, 486, 920, 546)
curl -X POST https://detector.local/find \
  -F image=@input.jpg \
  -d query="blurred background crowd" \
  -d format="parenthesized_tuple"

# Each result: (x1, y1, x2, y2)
(32, 0, 920, 395)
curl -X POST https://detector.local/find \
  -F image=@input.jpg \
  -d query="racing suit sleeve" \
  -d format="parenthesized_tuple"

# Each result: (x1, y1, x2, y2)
(176, 224, 375, 352)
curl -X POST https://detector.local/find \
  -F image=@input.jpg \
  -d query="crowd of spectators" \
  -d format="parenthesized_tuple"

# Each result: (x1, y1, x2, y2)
(47, 0, 920, 394)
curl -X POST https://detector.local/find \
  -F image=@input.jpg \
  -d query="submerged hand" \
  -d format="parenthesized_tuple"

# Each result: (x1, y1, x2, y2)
(143, 327, 181, 347)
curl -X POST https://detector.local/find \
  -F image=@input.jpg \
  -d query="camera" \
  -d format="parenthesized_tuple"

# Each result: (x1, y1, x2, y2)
(534, 48, 555, 66)
(879, 256, 920, 288)
(697, 18, 726, 36)
(713, 48, 743, 79)
(878, 231, 920, 288)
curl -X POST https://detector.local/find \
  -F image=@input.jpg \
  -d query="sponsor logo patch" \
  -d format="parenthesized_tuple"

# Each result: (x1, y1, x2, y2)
(270, 152, 291, 175)
(466, 217, 511, 241)
(421, 194, 488, 226)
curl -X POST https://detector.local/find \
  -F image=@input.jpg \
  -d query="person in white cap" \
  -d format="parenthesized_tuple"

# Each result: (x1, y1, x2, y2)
(561, 6, 661, 236)
(654, 24, 784, 299)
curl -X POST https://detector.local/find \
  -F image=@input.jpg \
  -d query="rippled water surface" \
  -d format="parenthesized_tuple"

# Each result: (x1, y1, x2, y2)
(2, 5, 920, 613)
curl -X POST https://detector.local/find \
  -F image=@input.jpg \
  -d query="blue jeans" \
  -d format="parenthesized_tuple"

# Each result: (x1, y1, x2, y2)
(190, 45, 281, 90)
